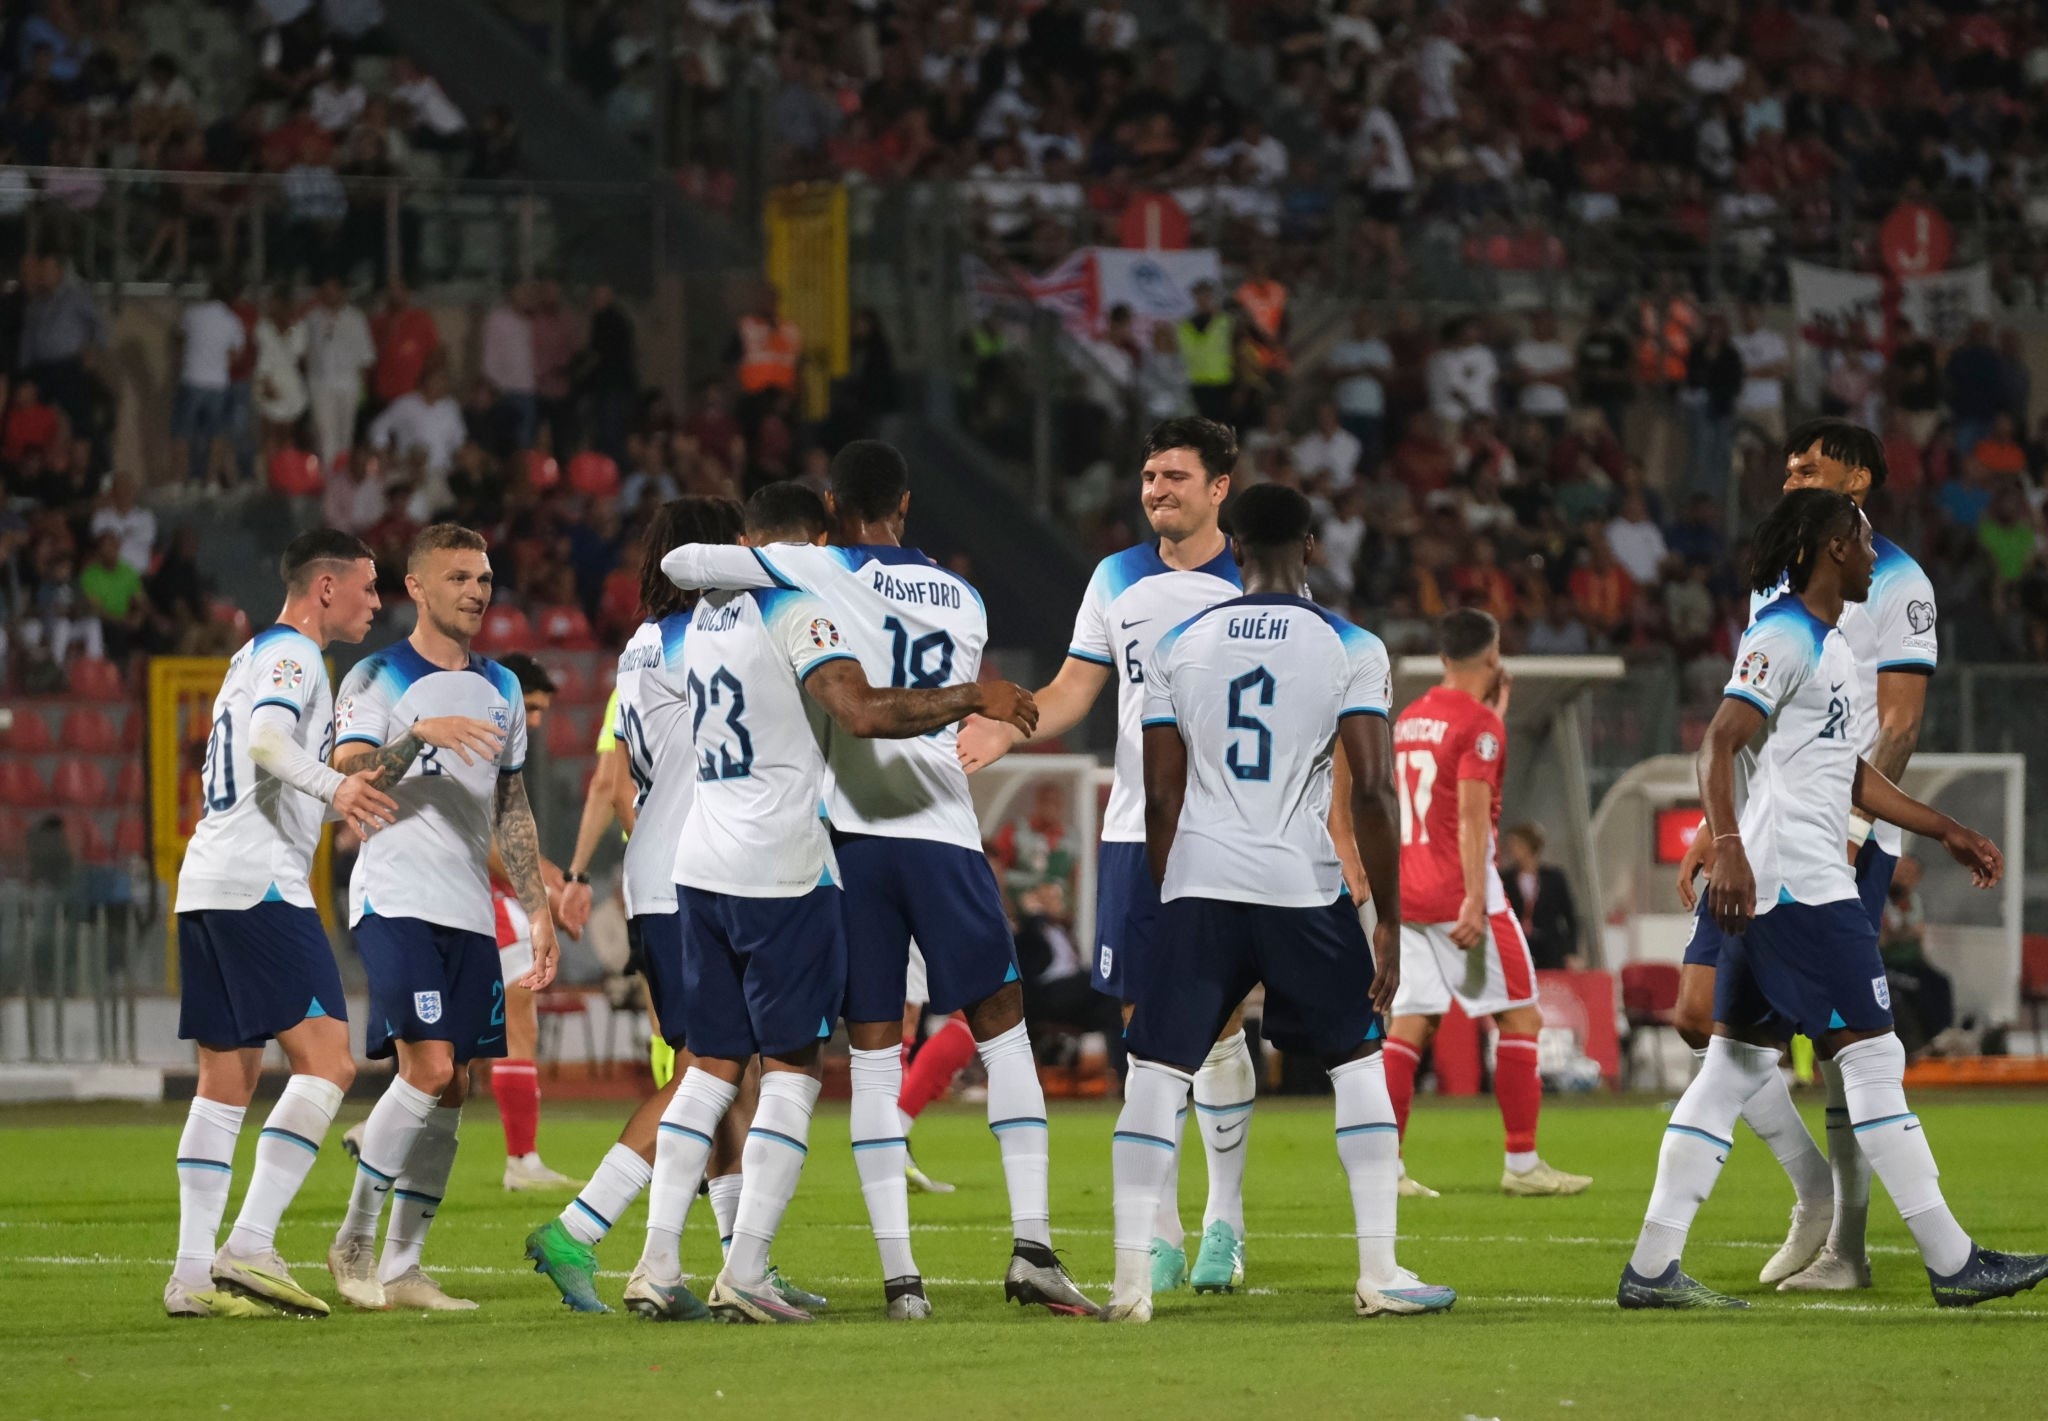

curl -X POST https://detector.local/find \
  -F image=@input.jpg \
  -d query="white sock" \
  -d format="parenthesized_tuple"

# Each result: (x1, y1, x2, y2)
(1820, 1058, 1873, 1258)
(1627, 1037, 1777, 1276)
(849, 1046, 917, 1280)
(1739, 1061, 1832, 1209)
(727, 1072, 823, 1287)
(338, 1076, 438, 1245)
(225, 1076, 343, 1255)
(1330, 1053, 1400, 1289)
(708, 1173, 742, 1253)
(1151, 1105, 1188, 1248)
(1834, 1034, 1971, 1275)
(174, 1096, 246, 1288)
(562, 1143, 653, 1247)
(1192, 1030, 1255, 1235)
(1112, 1057, 1191, 1309)
(640, 1068, 736, 1283)
(379, 1105, 460, 1284)
(978, 1023, 1051, 1247)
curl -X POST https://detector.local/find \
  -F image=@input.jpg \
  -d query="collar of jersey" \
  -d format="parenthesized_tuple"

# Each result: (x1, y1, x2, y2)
(385, 637, 492, 684)
(840, 542, 937, 568)
(1141, 540, 1240, 584)
(1212, 592, 1315, 610)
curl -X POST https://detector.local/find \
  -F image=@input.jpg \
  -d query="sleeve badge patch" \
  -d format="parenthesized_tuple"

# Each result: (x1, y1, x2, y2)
(271, 658, 306, 691)
(1738, 650, 1770, 688)
(808, 617, 842, 649)
(1475, 731, 1501, 762)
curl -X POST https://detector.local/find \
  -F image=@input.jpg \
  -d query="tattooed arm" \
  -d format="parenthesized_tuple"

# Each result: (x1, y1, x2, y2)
(330, 715, 504, 777)
(494, 770, 560, 989)
(801, 659, 1039, 739)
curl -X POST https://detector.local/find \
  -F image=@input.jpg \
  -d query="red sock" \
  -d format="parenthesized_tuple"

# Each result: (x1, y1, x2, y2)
(899, 1015, 977, 1122)
(492, 1059, 540, 1158)
(1495, 1032, 1541, 1155)
(1382, 1038, 1421, 1143)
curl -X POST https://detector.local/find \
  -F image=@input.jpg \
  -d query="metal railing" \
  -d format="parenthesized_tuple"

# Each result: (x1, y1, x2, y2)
(0, 888, 145, 1064)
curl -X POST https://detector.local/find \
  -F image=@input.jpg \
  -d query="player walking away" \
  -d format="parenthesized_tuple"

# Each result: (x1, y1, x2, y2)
(958, 416, 1257, 1297)
(1106, 485, 1454, 1323)
(1386, 610, 1590, 1198)
(325, 524, 559, 1312)
(1620, 489, 2048, 1311)
(639, 483, 1036, 1323)
(1672, 417, 1938, 1291)
(662, 441, 1096, 1317)
(167, 531, 397, 1320)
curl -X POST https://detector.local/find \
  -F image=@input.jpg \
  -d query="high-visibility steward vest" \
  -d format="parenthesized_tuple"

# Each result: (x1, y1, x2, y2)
(737, 314, 802, 393)
(1178, 313, 1235, 387)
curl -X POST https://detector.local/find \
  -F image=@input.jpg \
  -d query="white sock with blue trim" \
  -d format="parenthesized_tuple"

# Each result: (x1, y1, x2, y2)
(1330, 1053, 1401, 1289)
(1628, 1036, 1778, 1277)
(1151, 1104, 1188, 1248)
(708, 1173, 742, 1253)
(174, 1096, 246, 1289)
(640, 1068, 736, 1283)
(1820, 1058, 1873, 1259)
(379, 1105, 460, 1284)
(561, 1143, 652, 1247)
(978, 1022, 1052, 1247)
(339, 1075, 438, 1245)
(1737, 1060, 1832, 1210)
(225, 1075, 344, 1255)
(1112, 1058, 1192, 1308)
(1833, 1034, 1970, 1275)
(727, 1070, 823, 1287)
(1193, 1030, 1255, 1235)
(849, 1046, 917, 1280)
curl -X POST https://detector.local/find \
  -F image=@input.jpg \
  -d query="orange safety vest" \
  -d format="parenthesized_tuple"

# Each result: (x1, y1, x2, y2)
(1635, 295, 1697, 385)
(737, 315, 802, 394)
(1235, 278, 1290, 374)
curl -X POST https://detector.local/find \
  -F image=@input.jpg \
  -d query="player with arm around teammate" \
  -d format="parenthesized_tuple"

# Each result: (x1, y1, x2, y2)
(167, 530, 398, 1319)
(958, 416, 1260, 1297)
(1620, 488, 2046, 1311)
(324, 524, 559, 1312)
(1106, 484, 1454, 1322)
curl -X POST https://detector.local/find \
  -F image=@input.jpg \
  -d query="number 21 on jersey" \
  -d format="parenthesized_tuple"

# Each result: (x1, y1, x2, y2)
(1395, 749, 1437, 844)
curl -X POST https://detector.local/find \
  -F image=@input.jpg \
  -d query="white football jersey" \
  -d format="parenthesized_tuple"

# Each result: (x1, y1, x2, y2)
(1750, 533, 1936, 854)
(664, 540, 986, 850)
(1724, 596, 1860, 913)
(175, 625, 334, 912)
(672, 586, 856, 898)
(1067, 542, 1241, 843)
(614, 612, 695, 918)
(334, 641, 526, 935)
(1144, 594, 1391, 908)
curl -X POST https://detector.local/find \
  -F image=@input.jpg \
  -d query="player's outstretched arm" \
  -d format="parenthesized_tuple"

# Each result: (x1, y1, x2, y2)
(1141, 724, 1187, 888)
(247, 703, 398, 831)
(957, 655, 1110, 772)
(660, 542, 780, 593)
(804, 658, 1038, 739)
(1339, 713, 1402, 1015)
(494, 771, 560, 988)
(1851, 758, 2002, 889)
(1696, 695, 1766, 934)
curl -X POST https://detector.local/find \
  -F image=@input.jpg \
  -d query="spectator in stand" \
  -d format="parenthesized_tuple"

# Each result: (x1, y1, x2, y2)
(1823, 324, 1886, 433)
(1665, 493, 1726, 569)
(529, 277, 582, 455)
(1605, 489, 1670, 587)
(1392, 411, 1455, 496)
(1500, 823, 1580, 971)
(1568, 527, 1634, 641)
(531, 565, 596, 648)
(1575, 303, 1635, 446)
(1947, 321, 2006, 460)
(171, 279, 248, 490)
(1731, 304, 1790, 446)
(1325, 308, 1391, 472)
(1514, 309, 1574, 437)
(89, 475, 155, 573)
(1978, 479, 2039, 587)
(481, 280, 538, 452)
(309, 53, 368, 134)
(371, 278, 440, 407)
(581, 282, 638, 462)
(303, 276, 374, 468)
(1880, 857, 1954, 1055)
(18, 252, 104, 431)
(1139, 321, 1194, 423)
(1682, 313, 1742, 500)
(147, 526, 209, 651)
(1938, 454, 1994, 531)
(323, 445, 388, 536)
(1294, 401, 1363, 490)
(79, 530, 149, 661)
(3, 377, 62, 466)
(1177, 279, 1237, 425)
(253, 287, 310, 465)
(23, 543, 101, 663)
(1890, 319, 1943, 450)
(391, 57, 468, 152)
(728, 284, 801, 436)
(1526, 596, 1592, 655)
(278, 128, 348, 279)
(1427, 316, 1499, 426)
(1972, 413, 2028, 481)
(368, 358, 465, 484)
(1999, 328, 2032, 430)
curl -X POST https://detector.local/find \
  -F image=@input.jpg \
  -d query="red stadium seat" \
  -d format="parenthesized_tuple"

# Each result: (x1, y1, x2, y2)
(0, 808, 26, 859)
(69, 658, 125, 699)
(60, 708, 119, 753)
(535, 604, 597, 650)
(545, 658, 589, 703)
(121, 709, 144, 750)
(1620, 962, 1684, 1092)
(65, 813, 111, 863)
(114, 810, 147, 857)
(269, 447, 323, 496)
(598, 568, 641, 641)
(475, 606, 533, 654)
(115, 759, 146, 805)
(568, 451, 620, 497)
(3, 708, 55, 752)
(545, 708, 593, 759)
(52, 758, 111, 806)
(0, 760, 46, 806)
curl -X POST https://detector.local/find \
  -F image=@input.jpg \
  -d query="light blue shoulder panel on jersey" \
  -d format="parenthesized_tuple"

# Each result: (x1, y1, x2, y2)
(844, 542, 987, 612)
(745, 585, 860, 679)
(1870, 533, 1936, 673)
(248, 624, 323, 718)
(334, 643, 435, 749)
(658, 610, 691, 666)
(1069, 542, 1242, 666)
(1303, 605, 1392, 719)
(1727, 595, 1826, 716)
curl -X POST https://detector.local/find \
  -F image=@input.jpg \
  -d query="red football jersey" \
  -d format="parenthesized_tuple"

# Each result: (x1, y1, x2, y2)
(1392, 684, 1508, 924)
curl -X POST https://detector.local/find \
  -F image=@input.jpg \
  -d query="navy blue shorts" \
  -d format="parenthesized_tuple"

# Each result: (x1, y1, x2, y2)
(1126, 894, 1381, 1070)
(1686, 840, 1899, 969)
(354, 914, 506, 1062)
(630, 910, 689, 1049)
(1713, 897, 1893, 1040)
(680, 884, 846, 1062)
(1092, 840, 1161, 1002)
(834, 832, 1020, 1022)
(178, 903, 347, 1049)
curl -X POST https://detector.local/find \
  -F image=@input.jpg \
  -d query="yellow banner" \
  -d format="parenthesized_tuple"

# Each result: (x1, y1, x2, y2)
(147, 657, 334, 985)
(764, 183, 849, 420)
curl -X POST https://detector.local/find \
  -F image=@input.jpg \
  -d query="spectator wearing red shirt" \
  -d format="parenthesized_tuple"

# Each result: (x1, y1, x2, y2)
(1393, 412, 1455, 495)
(1451, 535, 1519, 622)
(371, 279, 441, 406)
(3, 379, 63, 465)
(1567, 527, 1635, 638)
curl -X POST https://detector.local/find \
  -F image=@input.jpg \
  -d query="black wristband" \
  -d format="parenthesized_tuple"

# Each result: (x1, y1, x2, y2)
(565, 871, 591, 885)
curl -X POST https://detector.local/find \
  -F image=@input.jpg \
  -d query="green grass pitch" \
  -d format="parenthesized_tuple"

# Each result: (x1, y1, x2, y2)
(5, 1090, 2047, 1420)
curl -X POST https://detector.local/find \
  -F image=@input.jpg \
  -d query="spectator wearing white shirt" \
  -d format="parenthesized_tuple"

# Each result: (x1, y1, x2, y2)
(480, 281, 538, 451)
(1731, 303, 1791, 443)
(1085, 0, 1138, 52)
(1427, 317, 1500, 425)
(308, 55, 367, 133)
(1228, 115, 1289, 188)
(369, 363, 466, 483)
(302, 277, 375, 467)
(1294, 401, 1364, 490)
(90, 475, 157, 572)
(1325, 307, 1393, 470)
(391, 57, 467, 151)
(1513, 308, 1575, 434)
(132, 54, 198, 137)
(172, 280, 248, 488)
(1604, 489, 1669, 586)
(1686, 26, 1747, 95)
